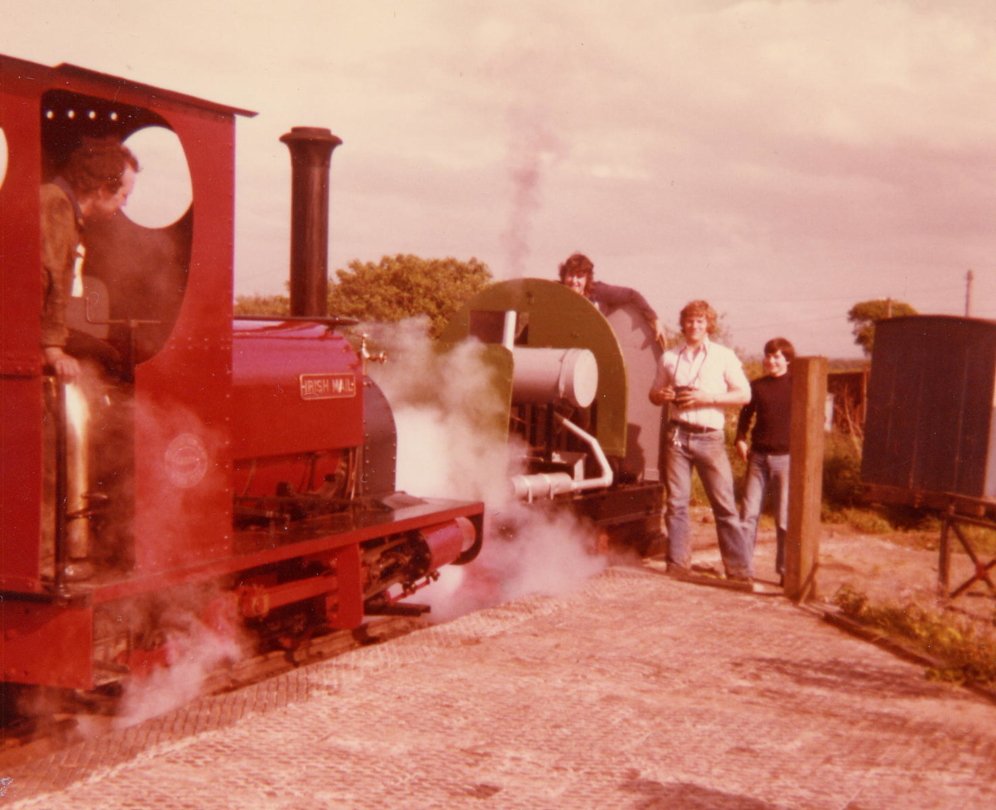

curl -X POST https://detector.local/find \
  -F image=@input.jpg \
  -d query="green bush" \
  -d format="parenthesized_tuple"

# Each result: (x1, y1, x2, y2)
(833, 585, 996, 686)
(822, 432, 864, 510)
(820, 430, 939, 532)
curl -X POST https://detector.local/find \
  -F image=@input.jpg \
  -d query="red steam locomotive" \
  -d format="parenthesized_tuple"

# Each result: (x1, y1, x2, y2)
(0, 54, 484, 716)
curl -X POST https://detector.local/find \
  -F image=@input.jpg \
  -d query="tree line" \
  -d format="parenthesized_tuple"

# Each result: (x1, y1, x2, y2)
(235, 253, 916, 356)
(234, 254, 492, 339)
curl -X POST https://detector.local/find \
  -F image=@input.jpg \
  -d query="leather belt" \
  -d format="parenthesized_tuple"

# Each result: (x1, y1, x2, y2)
(670, 420, 719, 434)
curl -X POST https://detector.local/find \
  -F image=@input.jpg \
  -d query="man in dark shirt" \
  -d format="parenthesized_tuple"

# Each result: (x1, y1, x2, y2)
(558, 252, 666, 350)
(735, 337, 795, 581)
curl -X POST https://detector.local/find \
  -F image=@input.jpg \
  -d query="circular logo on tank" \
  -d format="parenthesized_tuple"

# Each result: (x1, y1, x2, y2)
(165, 432, 209, 489)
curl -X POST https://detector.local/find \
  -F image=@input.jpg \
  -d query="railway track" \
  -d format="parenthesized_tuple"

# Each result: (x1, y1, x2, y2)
(0, 614, 427, 765)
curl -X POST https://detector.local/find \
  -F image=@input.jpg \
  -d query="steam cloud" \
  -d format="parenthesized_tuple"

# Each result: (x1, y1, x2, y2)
(80, 380, 243, 729)
(364, 319, 607, 622)
(112, 591, 246, 729)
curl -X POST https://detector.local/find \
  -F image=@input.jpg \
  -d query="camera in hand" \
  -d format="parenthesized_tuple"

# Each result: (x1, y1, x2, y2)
(674, 385, 692, 394)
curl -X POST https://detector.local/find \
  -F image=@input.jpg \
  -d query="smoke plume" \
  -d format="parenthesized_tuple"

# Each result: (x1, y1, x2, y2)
(364, 319, 606, 622)
(500, 105, 565, 277)
(112, 590, 246, 729)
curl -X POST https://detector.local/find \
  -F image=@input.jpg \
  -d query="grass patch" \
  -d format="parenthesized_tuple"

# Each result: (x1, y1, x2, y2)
(823, 506, 893, 533)
(833, 584, 996, 687)
(960, 525, 996, 556)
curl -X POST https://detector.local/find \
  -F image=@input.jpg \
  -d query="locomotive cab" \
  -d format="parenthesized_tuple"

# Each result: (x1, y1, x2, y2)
(1, 56, 249, 596)
(2, 54, 484, 700)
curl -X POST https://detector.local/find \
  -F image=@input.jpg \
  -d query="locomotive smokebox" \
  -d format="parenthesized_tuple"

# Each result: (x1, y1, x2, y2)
(280, 126, 343, 317)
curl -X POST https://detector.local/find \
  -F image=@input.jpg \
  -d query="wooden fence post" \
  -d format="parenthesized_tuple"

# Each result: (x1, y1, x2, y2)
(785, 357, 828, 602)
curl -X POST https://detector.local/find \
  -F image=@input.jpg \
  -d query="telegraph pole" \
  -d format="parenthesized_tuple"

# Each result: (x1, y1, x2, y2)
(965, 269, 974, 317)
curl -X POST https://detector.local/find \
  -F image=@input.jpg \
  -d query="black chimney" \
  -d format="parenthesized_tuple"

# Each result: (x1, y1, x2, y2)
(280, 127, 343, 317)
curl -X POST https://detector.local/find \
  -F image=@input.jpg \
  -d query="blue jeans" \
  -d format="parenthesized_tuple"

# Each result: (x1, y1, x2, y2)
(741, 451, 790, 575)
(665, 426, 752, 577)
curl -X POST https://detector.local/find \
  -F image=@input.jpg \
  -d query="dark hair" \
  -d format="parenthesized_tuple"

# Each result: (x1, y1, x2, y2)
(558, 252, 594, 294)
(763, 336, 795, 362)
(679, 300, 718, 335)
(63, 137, 139, 196)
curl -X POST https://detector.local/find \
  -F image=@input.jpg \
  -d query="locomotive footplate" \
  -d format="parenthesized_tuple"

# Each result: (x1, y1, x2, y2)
(232, 494, 483, 560)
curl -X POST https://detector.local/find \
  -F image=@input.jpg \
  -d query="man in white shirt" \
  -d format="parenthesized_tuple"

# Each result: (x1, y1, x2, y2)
(650, 300, 753, 581)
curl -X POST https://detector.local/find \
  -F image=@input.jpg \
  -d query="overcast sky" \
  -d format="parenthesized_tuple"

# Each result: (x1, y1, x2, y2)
(5, 0, 995, 357)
